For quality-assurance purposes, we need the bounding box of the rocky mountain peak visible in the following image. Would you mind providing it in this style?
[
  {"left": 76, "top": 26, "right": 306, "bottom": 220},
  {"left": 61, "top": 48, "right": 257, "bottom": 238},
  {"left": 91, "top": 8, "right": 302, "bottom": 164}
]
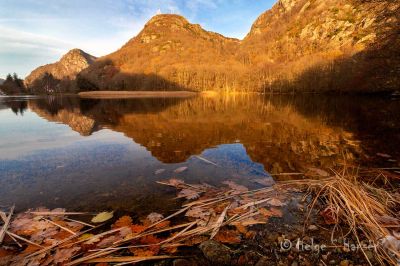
[{"left": 25, "top": 49, "right": 97, "bottom": 88}]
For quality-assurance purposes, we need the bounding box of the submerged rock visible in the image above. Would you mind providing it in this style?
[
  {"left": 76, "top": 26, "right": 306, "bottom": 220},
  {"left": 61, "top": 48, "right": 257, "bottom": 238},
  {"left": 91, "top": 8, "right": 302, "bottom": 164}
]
[{"left": 199, "top": 240, "right": 232, "bottom": 265}]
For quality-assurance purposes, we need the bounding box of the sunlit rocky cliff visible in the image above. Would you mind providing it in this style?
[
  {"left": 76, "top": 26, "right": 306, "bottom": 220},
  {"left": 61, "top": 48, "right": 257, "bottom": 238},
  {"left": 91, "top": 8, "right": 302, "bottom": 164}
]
[
  {"left": 25, "top": 0, "right": 400, "bottom": 93},
  {"left": 25, "top": 49, "right": 96, "bottom": 93}
]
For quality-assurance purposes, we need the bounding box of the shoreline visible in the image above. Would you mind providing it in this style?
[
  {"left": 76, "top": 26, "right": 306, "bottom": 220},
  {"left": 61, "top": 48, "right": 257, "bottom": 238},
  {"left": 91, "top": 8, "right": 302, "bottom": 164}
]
[{"left": 78, "top": 90, "right": 198, "bottom": 99}]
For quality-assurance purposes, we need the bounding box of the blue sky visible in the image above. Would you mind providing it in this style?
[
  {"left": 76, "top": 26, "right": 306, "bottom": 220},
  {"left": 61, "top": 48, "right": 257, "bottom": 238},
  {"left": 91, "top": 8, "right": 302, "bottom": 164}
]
[{"left": 0, "top": 0, "right": 275, "bottom": 78}]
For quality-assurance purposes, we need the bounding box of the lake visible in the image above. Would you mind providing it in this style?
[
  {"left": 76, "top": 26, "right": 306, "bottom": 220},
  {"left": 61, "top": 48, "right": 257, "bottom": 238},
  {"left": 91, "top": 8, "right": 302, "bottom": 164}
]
[{"left": 0, "top": 94, "right": 399, "bottom": 214}]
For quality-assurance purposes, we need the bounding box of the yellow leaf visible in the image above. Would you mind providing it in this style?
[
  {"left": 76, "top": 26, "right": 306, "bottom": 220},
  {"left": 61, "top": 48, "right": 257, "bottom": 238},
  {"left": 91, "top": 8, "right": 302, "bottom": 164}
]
[{"left": 91, "top": 212, "right": 114, "bottom": 223}]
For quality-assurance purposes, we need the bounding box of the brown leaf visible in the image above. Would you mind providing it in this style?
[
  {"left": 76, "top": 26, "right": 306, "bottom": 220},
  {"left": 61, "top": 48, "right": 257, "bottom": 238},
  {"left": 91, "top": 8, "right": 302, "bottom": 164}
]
[
  {"left": 129, "top": 247, "right": 158, "bottom": 257},
  {"left": 21, "top": 244, "right": 41, "bottom": 255},
  {"left": 131, "top": 224, "right": 146, "bottom": 234},
  {"left": 214, "top": 229, "right": 241, "bottom": 244},
  {"left": 268, "top": 198, "right": 285, "bottom": 207},
  {"left": 146, "top": 213, "right": 164, "bottom": 224},
  {"left": 270, "top": 208, "right": 283, "bottom": 217},
  {"left": 154, "top": 220, "right": 171, "bottom": 229},
  {"left": 235, "top": 224, "right": 248, "bottom": 234},
  {"left": 166, "top": 178, "right": 185, "bottom": 187},
  {"left": 139, "top": 235, "right": 161, "bottom": 245},
  {"left": 185, "top": 207, "right": 211, "bottom": 220},
  {"left": 113, "top": 216, "right": 133, "bottom": 228},
  {"left": 178, "top": 189, "right": 200, "bottom": 200},
  {"left": 320, "top": 206, "right": 338, "bottom": 225},
  {"left": 253, "top": 178, "right": 275, "bottom": 187},
  {"left": 182, "top": 235, "right": 209, "bottom": 246},
  {"left": 53, "top": 247, "right": 81, "bottom": 264},
  {"left": 222, "top": 181, "right": 248, "bottom": 192},
  {"left": 97, "top": 235, "right": 120, "bottom": 248},
  {"left": 308, "top": 167, "right": 330, "bottom": 177}
]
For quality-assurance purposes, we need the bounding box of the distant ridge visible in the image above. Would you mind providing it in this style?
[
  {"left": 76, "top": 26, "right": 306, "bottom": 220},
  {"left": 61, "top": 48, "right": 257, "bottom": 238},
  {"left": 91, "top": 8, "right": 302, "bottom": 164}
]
[{"left": 25, "top": 0, "right": 400, "bottom": 93}]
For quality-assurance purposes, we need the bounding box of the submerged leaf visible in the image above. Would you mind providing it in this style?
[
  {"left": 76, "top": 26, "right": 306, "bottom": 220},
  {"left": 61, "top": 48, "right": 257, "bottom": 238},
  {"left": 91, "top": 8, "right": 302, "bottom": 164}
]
[
  {"left": 268, "top": 198, "right": 285, "bottom": 207},
  {"left": 222, "top": 181, "right": 248, "bottom": 192},
  {"left": 174, "top": 166, "right": 188, "bottom": 173},
  {"left": 113, "top": 216, "right": 133, "bottom": 228},
  {"left": 155, "top": 169, "right": 166, "bottom": 175},
  {"left": 91, "top": 212, "right": 114, "bottom": 223},
  {"left": 178, "top": 189, "right": 200, "bottom": 200},
  {"left": 147, "top": 212, "right": 164, "bottom": 224},
  {"left": 253, "top": 178, "right": 275, "bottom": 187},
  {"left": 214, "top": 229, "right": 241, "bottom": 244},
  {"left": 53, "top": 247, "right": 80, "bottom": 264},
  {"left": 308, "top": 167, "right": 329, "bottom": 177}
]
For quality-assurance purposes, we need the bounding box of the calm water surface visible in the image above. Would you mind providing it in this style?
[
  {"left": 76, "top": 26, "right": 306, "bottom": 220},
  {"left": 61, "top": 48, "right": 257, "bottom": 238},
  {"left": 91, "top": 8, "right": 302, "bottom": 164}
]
[{"left": 0, "top": 95, "right": 399, "bottom": 213}]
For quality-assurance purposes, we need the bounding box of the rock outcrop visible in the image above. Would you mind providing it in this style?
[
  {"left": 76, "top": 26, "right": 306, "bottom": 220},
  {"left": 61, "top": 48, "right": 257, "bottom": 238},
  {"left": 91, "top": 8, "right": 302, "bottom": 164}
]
[
  {"left": 25, "top": 49, "right": 96, "bottom": 92},
  {"left": 241, "top": 0, "right": 400, "bottom": 92}
]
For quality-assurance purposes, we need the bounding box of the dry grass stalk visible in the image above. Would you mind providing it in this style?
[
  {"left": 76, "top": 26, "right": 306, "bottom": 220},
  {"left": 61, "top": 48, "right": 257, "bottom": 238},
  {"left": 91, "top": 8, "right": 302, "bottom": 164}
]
[{"left": 302, "top": 167, "right": 400, "bottom": 265}]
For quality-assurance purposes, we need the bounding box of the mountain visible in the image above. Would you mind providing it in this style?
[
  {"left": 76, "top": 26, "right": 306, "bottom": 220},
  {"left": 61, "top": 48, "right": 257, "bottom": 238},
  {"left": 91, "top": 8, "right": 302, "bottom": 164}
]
[
  {"left": 0, "top": 78, "right": 4, "bottom": 85},
  {"left": 79, "top": 14, "right": 240, "bottom": 91},
  {"left": 26, "top": 0, "right": 400, "bottom": 93},
  {"left": 25, "top": 49, "right": 97, "bottom": 93},
  {"left": 240, "top": 0, "right": 400, "bottom": 92}
]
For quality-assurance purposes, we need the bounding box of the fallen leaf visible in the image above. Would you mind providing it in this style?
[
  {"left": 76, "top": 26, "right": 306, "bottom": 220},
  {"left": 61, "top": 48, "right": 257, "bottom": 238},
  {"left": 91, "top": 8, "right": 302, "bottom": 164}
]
[
  {"left": 0, "top": 248, "right": 12, "bottom": 257},
  {"left": 21, "top": 244, "right": 41, "bottom": 255},
  {"left": 185, "top": 207, "right": 211, "bottom": 220},
  {"left": 113, "top": 216, "right": 133, "bottom": 228},
  {"left": 235, "top": 224, "right": 248, "bottom": 234},
  {"left": 79, "top": 233, "right": 94, "bottom": 241},
  {"left": 146, "top": 213, "right": 164, "bottom": 224},
  {"left": 154, "top": 220, "right": 171, "bottom": 229},
  {"left": 155, "top": 169, "right": 166, "bottom": 175},
  {"left": 131, "top": 224, "right": 146, "bottom": 234},
  {"left": 270, "top": 208, "right": 283, "bottom": 217},
  {"left": 268, "top": 198, "right": 285, "bottom": 207},
  {"left": 130, "top": 247, "right": 158, "bottom": 257},
  {"left": 222, "top": 181, "right": 248, "bottom": 192},
  {"left": 308, "top": 167, "right": 330, "bottom": 177},
  {"left": 253, "top": 178, "right": 275, "bottom": 187},
  {"left": 140, "top": 235, "right": 161, "bottom": 245},
  {"left": 53, "top": 247, "right": 81, "bottom": 264},
  {"left": 178, "top": 189, "right": 200, "bottom": 200},
  {"left": 320, "top": 206, "right": 338, "bottom": 225},
  {"left": 214, "top": 229, "right": 241, "bottom": 244},
  {"left": 174, "top": 166, "right": 188, "bottom": 173},
  {"left": 182, "top": 235, "right": 209, "bottom": 246},
  {"left": 97, "top": 235, "right": 120, "bottom": 248},
  {"left": 166, "top": 178, "right": 185, "bottom": 187},
  {"left": 91, "top": 212, "right": 114, "bottom": 223}
]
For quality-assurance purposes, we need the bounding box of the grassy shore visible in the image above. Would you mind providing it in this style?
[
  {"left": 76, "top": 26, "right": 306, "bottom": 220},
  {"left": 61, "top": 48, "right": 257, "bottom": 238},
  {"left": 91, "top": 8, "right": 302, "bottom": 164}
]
[{"left": 78, "top": 91, "right": 198, "bottom": 99}]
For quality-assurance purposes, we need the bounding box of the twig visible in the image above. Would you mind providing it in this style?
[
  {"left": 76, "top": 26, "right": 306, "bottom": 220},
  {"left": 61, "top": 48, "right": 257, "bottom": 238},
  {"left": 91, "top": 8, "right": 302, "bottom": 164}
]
[
  {"left": 210, "top": 204, "right": 231, "bottom": 239},
  {"left": 64, "top": 217, "right": 95, "bottom": 228},
  {"left": 42, "top": 218, "right": 76, "bottom": 235},
  {"left": 0, "top": 205, "right": 14, "bottom": 244}
]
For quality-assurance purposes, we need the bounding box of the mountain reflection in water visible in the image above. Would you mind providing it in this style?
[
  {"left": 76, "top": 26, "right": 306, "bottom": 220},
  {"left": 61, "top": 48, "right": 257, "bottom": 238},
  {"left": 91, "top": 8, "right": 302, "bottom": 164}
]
[{"left": 0, "top": 95, "right": 398, "bottom": 213}]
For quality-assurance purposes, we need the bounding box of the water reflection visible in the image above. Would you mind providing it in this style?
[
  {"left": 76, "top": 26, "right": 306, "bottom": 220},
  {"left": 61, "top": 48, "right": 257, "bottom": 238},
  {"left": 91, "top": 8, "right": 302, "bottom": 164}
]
[{"left": 0, "top": 95, "right": 398, "bottom": 212}]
